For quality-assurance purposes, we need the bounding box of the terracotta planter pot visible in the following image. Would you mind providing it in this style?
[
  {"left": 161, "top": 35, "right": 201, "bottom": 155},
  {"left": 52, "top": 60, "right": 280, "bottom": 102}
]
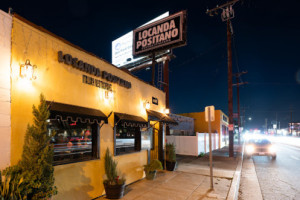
[{"left": 104, "top": 182, "right": 125, "bottom": 199}]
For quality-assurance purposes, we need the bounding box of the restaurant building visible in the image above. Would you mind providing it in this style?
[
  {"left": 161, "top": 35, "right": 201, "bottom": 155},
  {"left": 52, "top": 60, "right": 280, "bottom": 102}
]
[
  {"left": 0, "top": 10, "right": 176, "bottom": 199},
  {"left": 179, "top": 110, "right": 229, "bottom": 148}
]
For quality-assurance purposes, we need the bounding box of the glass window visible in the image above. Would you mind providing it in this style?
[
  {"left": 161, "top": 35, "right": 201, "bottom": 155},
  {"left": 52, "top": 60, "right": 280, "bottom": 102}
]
[
  {"left": 141, "top": 127, "right": 154, "bottom": 150},
  {"left": 115, "top": 125, "right": 141, "bottom": 155},
  {"left": 48, "top": 119, "right": 98, "bottom": 165}
]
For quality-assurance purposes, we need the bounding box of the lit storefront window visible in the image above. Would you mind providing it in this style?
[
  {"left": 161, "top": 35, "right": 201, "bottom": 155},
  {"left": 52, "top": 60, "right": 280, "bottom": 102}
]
[
  {"left": 48, "top": 119, "right": 98, "bottom": 165},
  {"left": 114, "top": 112, "right": 148, "bottom": 156},
  {"left": 115, "top": 125, "right": 141, "bottom": 155},
  {"left": 141, "top": 127, "right": 154, "bottom": 150}
]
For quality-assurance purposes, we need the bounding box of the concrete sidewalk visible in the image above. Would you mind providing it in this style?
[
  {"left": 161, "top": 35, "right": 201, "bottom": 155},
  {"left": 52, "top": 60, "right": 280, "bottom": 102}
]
[
  {"left": 97, "top": 146, "right": 243, "bottom": 200},
  {"left": 238, "top": 158, "right": 263, "bottom": 200}
]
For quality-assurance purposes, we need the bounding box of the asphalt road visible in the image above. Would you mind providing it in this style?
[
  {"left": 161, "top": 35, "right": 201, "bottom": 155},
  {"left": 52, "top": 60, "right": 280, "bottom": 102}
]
[{"left": 252, "top": 142, "right": 300, "bottom": 200}]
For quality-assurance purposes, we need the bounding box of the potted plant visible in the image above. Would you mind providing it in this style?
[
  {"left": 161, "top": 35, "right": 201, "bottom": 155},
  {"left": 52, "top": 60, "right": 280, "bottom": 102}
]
[
  {"left": 166, "top": 143, "right": 177, "bottom": 171},
  {"left": 103, "top": 148, "right": 126, "bottom": 199},
  {"left": 144, "top": 159, "right": 162, "bottom": 180}
]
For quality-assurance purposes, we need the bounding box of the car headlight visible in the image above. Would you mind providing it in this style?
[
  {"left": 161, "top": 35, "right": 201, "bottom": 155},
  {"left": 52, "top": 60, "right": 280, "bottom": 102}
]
[
  {"left": 245, "top": 145, "right": 255, "bottom": 154},
  {"left": 268, "top": 145, "right": 276, "bottom": 153}
]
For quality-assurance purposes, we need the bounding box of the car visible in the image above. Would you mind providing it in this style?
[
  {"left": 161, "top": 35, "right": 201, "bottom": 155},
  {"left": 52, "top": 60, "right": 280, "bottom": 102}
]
[{"left": 245, "top": 138, "right": 276, "bottom": 160}]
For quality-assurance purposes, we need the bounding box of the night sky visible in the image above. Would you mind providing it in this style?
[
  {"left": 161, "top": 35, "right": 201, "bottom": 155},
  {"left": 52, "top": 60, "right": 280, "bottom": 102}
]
[{"left": 1, "top": 0, "right": 299, "bottom": 129}]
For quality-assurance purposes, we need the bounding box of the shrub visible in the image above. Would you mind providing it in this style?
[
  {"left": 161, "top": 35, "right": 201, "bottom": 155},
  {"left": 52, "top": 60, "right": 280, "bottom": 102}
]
[
  {"left": 144, "top": 159, "right": 163, "bottom": 173},
  {"left": 0, "top": 167, "right": 26, "bottom": 199},
  {"left": 4, "top": 94, "right": 57, "bottom": 199},
  {"left": 166, "top": 143, "right": 176, "bottom": 162},
  {"left": 103, "top": 148, "right": 125, "bottom": 185}
]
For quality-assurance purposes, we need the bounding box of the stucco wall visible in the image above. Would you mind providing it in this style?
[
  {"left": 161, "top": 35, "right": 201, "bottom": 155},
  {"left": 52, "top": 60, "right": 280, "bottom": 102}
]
[
  {"left": 10, "top": 16, "right": 166, "bottom": 199},
  {"left": 0, "top": 10, "right": 12, "bottom": 170}
]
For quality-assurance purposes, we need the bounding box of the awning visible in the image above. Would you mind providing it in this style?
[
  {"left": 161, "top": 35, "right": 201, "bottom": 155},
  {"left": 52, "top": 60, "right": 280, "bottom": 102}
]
[
  {"left": 147, "top": 110, "right": 178, "bottom": 125},
  {"left": 47, "top": 101, "right": 108, "bottom": 124},
  {"left": 115, "top": 112, "right": 148, "bottom": 128}
]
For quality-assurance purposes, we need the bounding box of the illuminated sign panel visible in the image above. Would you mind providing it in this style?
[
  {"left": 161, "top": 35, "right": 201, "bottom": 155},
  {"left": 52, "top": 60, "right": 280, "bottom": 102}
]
[
  {"left": 133, "top": 11, "right": 186, "bottom": 56},
  {"left": 112, "top": 12, "right": 169, "bottom": 68}
]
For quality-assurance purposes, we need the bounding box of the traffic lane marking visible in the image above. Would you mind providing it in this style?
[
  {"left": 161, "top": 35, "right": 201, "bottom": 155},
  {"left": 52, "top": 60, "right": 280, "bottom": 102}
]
[
  {"left": 276, "top": 143, "right": 300, "bottom": 152},
  {"left": 290, "top": 155, "right": 300, "bottom": 161}
]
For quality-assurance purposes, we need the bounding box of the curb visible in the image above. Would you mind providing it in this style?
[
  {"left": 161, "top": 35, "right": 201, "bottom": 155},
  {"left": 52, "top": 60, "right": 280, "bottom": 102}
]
[{"left": 226, "top": 143, "right": 244, "bottom": 200}]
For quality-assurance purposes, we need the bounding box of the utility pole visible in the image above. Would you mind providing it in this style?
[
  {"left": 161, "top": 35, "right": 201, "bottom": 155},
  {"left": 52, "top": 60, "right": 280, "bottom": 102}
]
[
  {"left": 152, "top": 52, "right": 156, "bottom": 86},
  {"left": 240, "top": 106, "right": 248, "bottom": 131},
  {"left": 164, "top": 56, "right": 170, "bottom": 135},
  {"left": 206, "top": 0, "right": 239, "bottom": 157},
  {"left": 233, "top": 71, "right": 247, "bottom": 145}
]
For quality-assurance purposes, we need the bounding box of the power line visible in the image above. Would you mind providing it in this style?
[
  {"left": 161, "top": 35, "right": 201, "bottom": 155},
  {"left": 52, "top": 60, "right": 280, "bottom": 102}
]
[{"left": 172, "top": 39, "right": 226, "bottom": 68}]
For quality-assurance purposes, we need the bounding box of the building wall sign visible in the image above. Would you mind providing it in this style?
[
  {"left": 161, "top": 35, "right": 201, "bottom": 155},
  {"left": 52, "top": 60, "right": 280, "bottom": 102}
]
[
  {"left": 58, "top": 51, "right": 131, "bottom": 89},
  {"left": 133, "top": 11, "right": 187, "bottom": 56},
  {"left": 152, "top": 97, "right": 158, "bottom": 105},
  {"left": 82, "top": 75, "right": 112, "bottom": 90}
]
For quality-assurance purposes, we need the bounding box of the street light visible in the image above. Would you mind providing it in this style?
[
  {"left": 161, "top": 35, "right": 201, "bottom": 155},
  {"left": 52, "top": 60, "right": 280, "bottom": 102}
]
[{"left": 248, "top": 117, "right": 252, "bottom": 121}]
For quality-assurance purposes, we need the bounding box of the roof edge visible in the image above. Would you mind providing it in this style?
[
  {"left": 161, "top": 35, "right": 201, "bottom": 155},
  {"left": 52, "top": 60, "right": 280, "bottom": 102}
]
[{"left": 13, "top": 13, "right": 165, "bottom": 94}]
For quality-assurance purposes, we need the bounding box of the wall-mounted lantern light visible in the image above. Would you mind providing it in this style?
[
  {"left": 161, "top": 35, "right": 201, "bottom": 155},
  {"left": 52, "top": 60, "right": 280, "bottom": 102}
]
[
  {"left": 164, "top": 108, "right": 170, "bottom": 114},
  {"left": 144, "top": 101, "right": 150, "bottom": 110},
  {"left": 20, "top": 59, "right": 36, "bottom": 80}
]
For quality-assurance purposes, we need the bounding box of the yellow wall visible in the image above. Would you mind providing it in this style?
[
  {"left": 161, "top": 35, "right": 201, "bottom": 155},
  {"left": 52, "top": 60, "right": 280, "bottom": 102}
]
[
  {"left": 179, "top": 110, "right": 228, "bottom": 148},
  {"left": 0, "top": 10, "right": 12, "bottom": 170},
  {"left": 10, "top": 17, "right": 166, "bottom": 199}
]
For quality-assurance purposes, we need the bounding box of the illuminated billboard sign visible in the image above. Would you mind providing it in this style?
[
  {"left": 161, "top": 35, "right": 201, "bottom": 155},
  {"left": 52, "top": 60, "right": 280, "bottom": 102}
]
[
  {"left": 112, "top": 12, "right": 169, "bottom": 68},
  {"left": 133, "top": 11, "right": 186, "bottom": 56}
]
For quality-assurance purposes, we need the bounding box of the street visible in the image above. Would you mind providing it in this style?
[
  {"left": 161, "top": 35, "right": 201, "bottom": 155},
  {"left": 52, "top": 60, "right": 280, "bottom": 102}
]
[{"left": 252, "top": 141, "right": 300, "bottom": 200}]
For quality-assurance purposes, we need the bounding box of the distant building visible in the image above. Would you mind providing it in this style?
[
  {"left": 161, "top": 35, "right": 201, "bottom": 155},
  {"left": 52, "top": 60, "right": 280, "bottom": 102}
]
[
  {"left": 289, "top": 122, "right": 300, "bottom": 136},
  {"left": 179, "top": 110, "right": 229, "bottom": 148},
  {"left": 169, "top": 114, "right": 195, "bottom": 136}
]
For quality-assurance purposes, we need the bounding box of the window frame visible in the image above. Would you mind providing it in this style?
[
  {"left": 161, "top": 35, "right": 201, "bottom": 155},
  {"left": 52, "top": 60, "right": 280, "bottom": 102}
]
[
  {"left": 48, "top": 118, "right": 100, "bottom": 166},
  {"left": 114, "top": 123, "right": 142, "bottom": 156}
]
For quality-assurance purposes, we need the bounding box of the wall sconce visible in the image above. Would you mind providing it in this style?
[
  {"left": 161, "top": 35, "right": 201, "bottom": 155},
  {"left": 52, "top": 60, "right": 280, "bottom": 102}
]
[
  {"left": 164, "top": 108, "right": 170, "bottom": 114},
  {"left": 20, "top": 59, "right": 36, "bottom": 80},
  {"left": 105, "top": 90, "right": 114, "bottom": 100},
  {"left": 144, "top": 100, "right": 150, "bottom": 110}
]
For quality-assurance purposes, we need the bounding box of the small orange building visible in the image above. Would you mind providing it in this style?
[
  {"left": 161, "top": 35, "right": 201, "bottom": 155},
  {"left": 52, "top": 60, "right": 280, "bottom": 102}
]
[{"left": 179, "top": 110, "right": 229, "bottom": 148}]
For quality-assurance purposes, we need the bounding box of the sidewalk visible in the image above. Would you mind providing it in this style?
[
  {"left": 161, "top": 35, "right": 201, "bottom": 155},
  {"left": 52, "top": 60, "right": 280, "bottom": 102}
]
[{"left": 96, "top": 145, "right": 243, "bottom": 200}]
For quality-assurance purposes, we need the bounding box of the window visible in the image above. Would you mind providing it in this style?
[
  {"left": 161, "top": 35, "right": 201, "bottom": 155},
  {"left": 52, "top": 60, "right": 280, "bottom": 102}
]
[
  {"left": 48, "top": 119, "right": 99, "bottom": 165},
  {"left": 141, "top": 127, "right": 154, "bottom": 150},
  {"left": 115, "top": 124, "right": 141, "bottom": 155}
]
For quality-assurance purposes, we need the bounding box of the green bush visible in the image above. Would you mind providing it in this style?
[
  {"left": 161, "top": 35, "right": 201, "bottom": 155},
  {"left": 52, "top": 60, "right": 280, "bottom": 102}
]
[
  {"left": 144, "top": 159, "right": 163, "bottom": 173},
  {"left": 103, "top": 148, "right": 126, "bottom": 185},
  {"left": 3, "top": 94, "right": 57, "bottom": 200},
  {"left": 0, "top": 170, "right": 26, "bottom": 200},
  {"left": 166, "top": 143, "right": 176, "bottom": 162},
  {"left": 198, "top": 152, "right": 205, "bottom": 157}
]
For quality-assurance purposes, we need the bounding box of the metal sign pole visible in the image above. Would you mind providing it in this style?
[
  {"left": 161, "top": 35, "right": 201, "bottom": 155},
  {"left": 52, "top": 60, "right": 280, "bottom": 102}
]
[{"left": 208, "top": 108, "right": 214, "bottom": 189}]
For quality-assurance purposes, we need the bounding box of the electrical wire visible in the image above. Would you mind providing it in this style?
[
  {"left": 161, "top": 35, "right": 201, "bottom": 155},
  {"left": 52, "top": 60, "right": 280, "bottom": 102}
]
[{"left": 172, "top": 39, "right": 226, "bottom": 69}]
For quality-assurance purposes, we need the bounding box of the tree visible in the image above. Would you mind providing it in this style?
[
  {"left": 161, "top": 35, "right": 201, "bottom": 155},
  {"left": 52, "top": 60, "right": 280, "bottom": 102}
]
[{"left": 6, "top": 94, "right": 57, "bottom": 199}]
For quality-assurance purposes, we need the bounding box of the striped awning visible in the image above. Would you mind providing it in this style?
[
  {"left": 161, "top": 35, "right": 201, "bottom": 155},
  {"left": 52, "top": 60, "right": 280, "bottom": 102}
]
[
  {"left": 47, "top": 101, "right": 108, "bottom": 124},
  {"left": 114, "top": 112, "right": 148, "bottom": 128},
  {"left": 147, "top": 110, "right": 178, "bottom": 125}
]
